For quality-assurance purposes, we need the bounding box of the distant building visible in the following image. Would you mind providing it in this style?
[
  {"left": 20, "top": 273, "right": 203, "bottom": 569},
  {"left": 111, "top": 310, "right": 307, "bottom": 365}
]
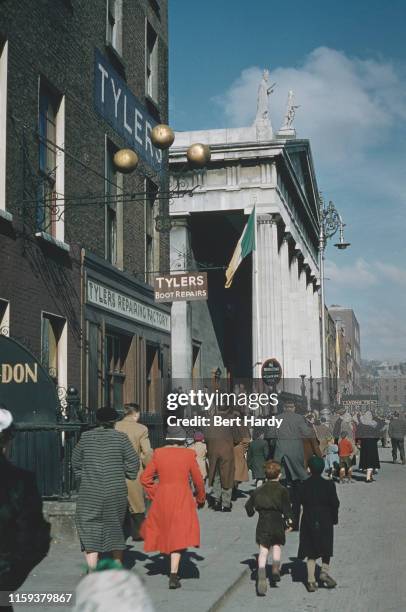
[
  {"left": 361, "top": 361, "right": 406, "bottom": 412},
  {"left": 329, "top": 306, "right": 361, "bottom": 393}
]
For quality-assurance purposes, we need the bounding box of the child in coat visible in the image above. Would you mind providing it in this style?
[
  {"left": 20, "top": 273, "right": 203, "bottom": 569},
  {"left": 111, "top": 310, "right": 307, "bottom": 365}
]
[
  {"left": 298, "top": 456, "right": 340, "bottom": 592},
  {"left": 324, "top": 439, "right": 339, "bottom": 480},
  {"left": 247, "top": 431, "right": 269, "bottom": 487},
  {"left": 245, "top": 460, "right": 293, "bottom": 596},
  {"left": 338, "top": 431, "right": 356, "bottom": 483}
]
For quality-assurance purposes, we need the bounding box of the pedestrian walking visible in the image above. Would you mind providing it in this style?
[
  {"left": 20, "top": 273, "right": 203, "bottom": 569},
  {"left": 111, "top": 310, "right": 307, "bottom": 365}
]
[
  {"left": 303, "top": 413, "right": 322, "bottom": 469},
  {"left": 205, "top": 407, "right": 241, "bottom": 512},
  {"left": 72, "top": 407, "right": 139, "bottom": 570},
  {"left": 357, "top": 411, "right": 380, "bottom": 482},
  {"left": 247, "top": 430, "right": 268, "bottom": 486},
  {"left": 245, "top": 460, "right": 293, "bottom": 595},
  {"left": 297, "top": 456, "right": 340, "bottom": 592},
  {"left": 324, "top": 438, "right": 339, "bottom": 479},
  {"left": 272, "top": 402, "right": 310, "bottom": 529},
  {"left": 338, "top": 431, "right": 356, "bottom": 483},
  {"left": 115, "top": 403, "right": 153, "bottom": 539},
  {"left": 0, "top": 408, "right": 50, "bottom": 612},
  {"left": 314, "top": 416, "right": 331, "bottom": 456},
  {"left": 140, "top": 426, "right": 205, "bottom": 590},
  {"left": 233, "top": 412, "right": 250, "bottom": 498},
  {"left": 190, "top": 431, "right": 208, "bottom": 480},
  {"left": 388, "top": 412, "right": 406, "bottom": 464}
]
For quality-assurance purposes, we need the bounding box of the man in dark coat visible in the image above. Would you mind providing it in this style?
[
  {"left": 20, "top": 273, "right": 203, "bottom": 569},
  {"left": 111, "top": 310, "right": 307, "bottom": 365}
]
[
  {"left": 297, "top": 456, "right": 340, "bottom": 592},
  {"left": 205, "top": 407, "right": 241, "bottom": 512},
  {"left": 247, "top": 430, "right": 269, "bottom": 485},
  {"left": 0, "top": 408, "right": 50, "bottom": 610},
  {"left": 270, "top": 402, "right": 312, "bottom": 528},
  {"left": 388, "top": 412, "right": 406, "bottom": 464}
]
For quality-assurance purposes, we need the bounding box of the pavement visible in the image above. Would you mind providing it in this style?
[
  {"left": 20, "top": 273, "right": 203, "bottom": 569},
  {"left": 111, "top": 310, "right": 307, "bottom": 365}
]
[{"left": 13, "top": 447, "right": 406, "bottom": 612}]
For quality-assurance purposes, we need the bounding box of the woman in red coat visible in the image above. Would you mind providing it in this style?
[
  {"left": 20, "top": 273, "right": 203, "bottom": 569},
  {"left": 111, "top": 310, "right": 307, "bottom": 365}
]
[{"left": 140, "top": 426, "right": 206, "bottom": 589}]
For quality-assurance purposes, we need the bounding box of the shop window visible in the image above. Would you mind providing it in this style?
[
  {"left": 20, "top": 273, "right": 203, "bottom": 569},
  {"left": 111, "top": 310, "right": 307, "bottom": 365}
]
[
  {"left": 41, "top": 312, "right": 67, "bottom": 388},
  {"left": 37, "top": 81, "right": 65, "bottom": 241},
  {"left": 0, "top": 299, "right": 10, "bottom": 335},
  {"left": 145, "top": 178, "right": 159, "bottom": 284},
  {"left": 105, "top": 331, "right": 130, "bottom": 412},
  {"left": 0, "top": 41, "right": 8, "bottom": 213},
  {"left": 105, "top": 140, "right": 123, "bottom": 268},
  {"left": 146, "top": 21, "right": 158, "bottom": 102},
  {"left": 106, "top": 0, "right": 123, "bottom": 55}
]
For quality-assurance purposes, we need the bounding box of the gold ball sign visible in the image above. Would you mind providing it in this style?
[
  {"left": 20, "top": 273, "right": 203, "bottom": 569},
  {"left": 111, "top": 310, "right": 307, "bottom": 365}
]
[
  {"left": 113, "top": 149, "right": 139, "bottom": 173},
  {"left": 150, "top": 124, "right": 175, "bottom": 150},
  {"left": 186, "top": 143, "right": 211, "bottom": 168}
]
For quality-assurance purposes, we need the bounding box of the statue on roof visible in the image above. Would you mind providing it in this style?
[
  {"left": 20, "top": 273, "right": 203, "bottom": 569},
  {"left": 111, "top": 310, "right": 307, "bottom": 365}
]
[
  {"left": 282, "top": 90, "right": 300, "bottom": 129},
  {"left": 254, "top": 69, "right": 276, "bottom": 125}
]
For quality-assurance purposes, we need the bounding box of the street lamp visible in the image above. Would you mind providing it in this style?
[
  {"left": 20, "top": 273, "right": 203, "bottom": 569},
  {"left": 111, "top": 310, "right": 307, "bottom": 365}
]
[{"left": 319, "top": 197, "right": 350, "bottom": 423}]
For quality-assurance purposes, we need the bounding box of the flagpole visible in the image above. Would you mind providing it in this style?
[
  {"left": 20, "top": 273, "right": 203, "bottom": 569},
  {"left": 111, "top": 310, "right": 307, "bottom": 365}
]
[{"left": 253, "top": 206, "right": 261, "bottom": 379}]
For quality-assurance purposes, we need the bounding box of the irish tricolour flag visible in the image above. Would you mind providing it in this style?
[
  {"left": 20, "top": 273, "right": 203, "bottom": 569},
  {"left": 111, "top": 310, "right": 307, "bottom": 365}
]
[{"left": 225, "top": 207, "right": 256, "bottom": 288}]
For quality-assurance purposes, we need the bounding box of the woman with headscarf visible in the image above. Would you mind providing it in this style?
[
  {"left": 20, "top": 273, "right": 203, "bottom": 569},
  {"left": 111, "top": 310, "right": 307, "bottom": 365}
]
[
  {"left": 140, "top": 426, "right": 206, "bottom": 590},
  {"left": 297, "top": 456, "right": 340, "bottom": 592},
  {"left": 357, "top": 411, "right": 380, "bottom": 482},
  {"left": 72, "top": 407, "right": 139, "bottom": 570}
]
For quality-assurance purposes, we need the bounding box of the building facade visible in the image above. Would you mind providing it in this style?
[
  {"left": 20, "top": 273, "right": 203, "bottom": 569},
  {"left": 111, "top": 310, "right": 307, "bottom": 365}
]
[
  {"left": 0, "top": 0, "right": 170, "bottom": 419},
  {"left": 329, "top": 306, "right": 361, "bottom": 394},
  {"left": 362, "top": 361, "right": 406, "bottom": 412},
  {"left": 169, "top": 87, "right": 322, "bottom": 393}
]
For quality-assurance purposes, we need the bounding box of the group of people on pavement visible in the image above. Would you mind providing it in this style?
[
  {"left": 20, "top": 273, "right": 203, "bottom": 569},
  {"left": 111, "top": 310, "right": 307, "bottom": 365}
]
[{"left": 2, "top": 396, "right": 406, "bottom": 608}]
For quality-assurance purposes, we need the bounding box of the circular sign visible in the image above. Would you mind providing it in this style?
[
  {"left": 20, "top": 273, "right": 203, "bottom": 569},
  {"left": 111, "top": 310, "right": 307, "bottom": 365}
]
[
  {"left": 261, "top": 358, "right": 282, "bottom": 386},
  {"left": 0, "top": 335, "right": 59, "bottom": 424}
]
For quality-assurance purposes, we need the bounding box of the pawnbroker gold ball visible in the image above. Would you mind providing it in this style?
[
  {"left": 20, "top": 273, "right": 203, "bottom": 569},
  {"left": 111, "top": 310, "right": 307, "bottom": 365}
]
[
  {"left": 151, "top": 124, "right": 175, "bottom": 150},
  {"left": 113, "top": 149, "right": 139, "bottom": 173},
  {"left": 186, "top": 143, "right": 211, "bottom": 168}
]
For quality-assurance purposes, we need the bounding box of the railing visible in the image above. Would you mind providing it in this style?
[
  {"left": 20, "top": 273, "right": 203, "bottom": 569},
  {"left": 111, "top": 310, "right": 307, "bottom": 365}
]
[{"left": 10, "top": 422, "right": 82, "bottom": 499}]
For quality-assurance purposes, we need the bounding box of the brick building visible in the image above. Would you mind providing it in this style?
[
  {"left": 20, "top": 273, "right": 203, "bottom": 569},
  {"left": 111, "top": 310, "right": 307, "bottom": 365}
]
[{"left": 0, "top": 0, "right": 170, "bottom": 419}]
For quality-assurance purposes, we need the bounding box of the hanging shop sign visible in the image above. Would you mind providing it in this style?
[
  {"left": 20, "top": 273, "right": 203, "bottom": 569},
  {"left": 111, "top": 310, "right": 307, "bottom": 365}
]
[
  {"left": 154, "top": 273, "right": 208, "bottom": 302},
  {"left": 87, "top": 278, "right": 171, "bottom": 332},
  {"left": 94, "top": 48, "right": 163, "bottom": 173},
  {"left": 0, "top": 335, "right": 58, "bottom": 424},
  {"left": 261, "top": 358, "right": 282, "bottom": 386}
]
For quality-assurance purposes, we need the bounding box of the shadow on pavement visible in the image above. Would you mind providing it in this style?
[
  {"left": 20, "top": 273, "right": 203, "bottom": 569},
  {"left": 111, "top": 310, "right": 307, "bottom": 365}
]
[
  {"left": 281, "top": 557, "right": 307, "bottom": 584},
  {"left": 133, "top": 551, "right": 205, "bottom": 579}
]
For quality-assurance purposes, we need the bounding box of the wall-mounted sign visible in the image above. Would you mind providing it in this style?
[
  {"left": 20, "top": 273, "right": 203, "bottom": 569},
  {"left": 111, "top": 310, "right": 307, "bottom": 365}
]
[
  {"left": 0, "top": 335, "right": 58, "bottom": 424},
  {"left": 94, "top": 49, "right": 163, "bottom": 173},
  {"left": 261, "top": 358, "right": 282, "bottom": 386},
  {"left": 87, "top": 278, "right": 171, "bottom": 332},
  {"left": 154, "top": 273, "right": 208, "bottom": 302}
]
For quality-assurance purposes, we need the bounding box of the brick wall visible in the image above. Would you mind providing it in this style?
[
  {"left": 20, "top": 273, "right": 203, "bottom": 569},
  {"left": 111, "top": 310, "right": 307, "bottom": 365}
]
[{"left": 0, "top": 0, "right": 169, "bottom": 393}]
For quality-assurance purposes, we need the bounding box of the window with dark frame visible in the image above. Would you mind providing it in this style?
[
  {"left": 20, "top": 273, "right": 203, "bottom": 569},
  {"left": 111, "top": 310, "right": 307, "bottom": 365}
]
[
  {"left": 106, "top": 0, "right": 123, "bottom": 55},
  {"left": 106, "top": 142, "right": 119, "bottom": 266},
  {"left": 146, "top": 21, "right": 158, "bottom": 102},
  {"left": 104, "top": 331, "right": 130, "bottom": 412},
  {"left": 38, "top": 83, "right": 60, "bottom": 236},
  {"left": 145, "top": 178, "right": 158, "bottom": 285},
  {"left": 41, "top": 313, "right": 65, "bottom": 383}
]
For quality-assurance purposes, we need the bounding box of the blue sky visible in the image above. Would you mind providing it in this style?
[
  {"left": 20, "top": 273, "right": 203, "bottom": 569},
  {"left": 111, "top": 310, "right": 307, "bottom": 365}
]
[{"left": 169, "top": 0, "right": 406, "bottom": 361}]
